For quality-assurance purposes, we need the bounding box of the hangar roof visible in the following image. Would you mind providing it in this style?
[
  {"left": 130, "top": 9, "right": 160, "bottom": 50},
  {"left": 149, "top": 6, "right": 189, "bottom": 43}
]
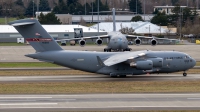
[
  {"left": 90, "top": 22, "right": 175, "bottom": 34},
  {"left": 0, "top": 24, "right": 105, "bottom": 33}
]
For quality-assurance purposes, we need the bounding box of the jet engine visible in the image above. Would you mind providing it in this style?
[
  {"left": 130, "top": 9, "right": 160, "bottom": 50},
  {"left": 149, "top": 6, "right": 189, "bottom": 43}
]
[
  {"left": 95, "top": 39, "right": 103, "bottom": 46},
  {"left": 130, "top": 60, "right": 153, "bottom": 70},
  {"left": 79, "top": 40, "right": 86, "bottom": 47},
  {"left": 148, "top": 58, "right": 163, "bottom": 67},
  {"left": 134, "top": 38, "right": 141, "bottom": 46},
  {"left": 151, "top": 39, "right": 157, "bottom": 46}
]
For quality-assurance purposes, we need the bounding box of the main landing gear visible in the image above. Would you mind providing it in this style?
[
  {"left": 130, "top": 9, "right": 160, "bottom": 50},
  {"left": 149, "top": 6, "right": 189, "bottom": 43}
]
[
  {"left": 104, "top": 48, "right": 111, "bottom": 52},
  {"left": 123, "top": 48, "right": 132, "bottom": 51},
  {"left": 183, "top": 72, "right": 187, "bottom": 77}
]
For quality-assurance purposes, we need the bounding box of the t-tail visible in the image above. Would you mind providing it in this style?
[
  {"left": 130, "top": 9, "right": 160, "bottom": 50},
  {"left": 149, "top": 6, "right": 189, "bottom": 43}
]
[
  {"left": 8, "top": 19, "right": 63, "bottom": 52},
  {"left": 112, "top": 8, "right": 116, "bottom": 32}
]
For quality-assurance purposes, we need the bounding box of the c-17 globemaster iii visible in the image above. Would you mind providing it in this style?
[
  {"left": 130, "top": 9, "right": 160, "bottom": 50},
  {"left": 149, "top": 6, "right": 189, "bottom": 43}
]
[
  {"left": 58, "top": 8, "right": 178, "bottom": 52},
  {"left": 9, "top": 19, "right": 196, "bottom": 77}
]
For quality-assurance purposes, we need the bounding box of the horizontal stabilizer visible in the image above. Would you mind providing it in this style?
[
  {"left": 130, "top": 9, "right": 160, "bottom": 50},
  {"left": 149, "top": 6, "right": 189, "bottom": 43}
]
[{"left": 10, "top": 22, "right": 35, "bottom": 26}]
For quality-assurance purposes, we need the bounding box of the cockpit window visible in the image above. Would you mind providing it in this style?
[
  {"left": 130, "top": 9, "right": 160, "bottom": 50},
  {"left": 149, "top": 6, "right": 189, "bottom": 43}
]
[{"left": 185, "top": 56, "right": 189, "bottom": 59}]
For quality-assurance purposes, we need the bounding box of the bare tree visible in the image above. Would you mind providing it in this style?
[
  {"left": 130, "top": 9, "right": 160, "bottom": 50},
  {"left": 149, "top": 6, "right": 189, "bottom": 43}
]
[
  {"left": 79, "top": 16, "right": 87, "bottom": 26},
  {"left": 119, "top": 27, "right": 135, "bottom": 35},
  {"left": 0, "top": 0, "right": 13, "bottom": 24}
]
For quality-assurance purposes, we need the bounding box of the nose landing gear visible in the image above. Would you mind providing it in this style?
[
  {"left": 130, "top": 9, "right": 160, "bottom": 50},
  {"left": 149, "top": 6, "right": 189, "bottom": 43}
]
[
  {"left": 123, "top": 48, "right": 132, "bottom": 51},
  {"left": 183, "top": 72, "right": 187, "bottom": 77}
]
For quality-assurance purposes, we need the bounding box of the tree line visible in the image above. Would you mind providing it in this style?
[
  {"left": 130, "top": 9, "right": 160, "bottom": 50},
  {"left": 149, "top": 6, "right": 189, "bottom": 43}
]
[{"left": 150, "top": 5, "right": 200, "bottom": 37}]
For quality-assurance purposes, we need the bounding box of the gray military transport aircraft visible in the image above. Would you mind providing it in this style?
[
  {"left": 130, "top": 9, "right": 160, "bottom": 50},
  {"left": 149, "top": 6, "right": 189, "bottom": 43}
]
[
  {"left": 9, "top": 19, "right": 196, "bottom": 77},
  {"left": 57, "top": 8, "right": 178, "bottom": 52}
]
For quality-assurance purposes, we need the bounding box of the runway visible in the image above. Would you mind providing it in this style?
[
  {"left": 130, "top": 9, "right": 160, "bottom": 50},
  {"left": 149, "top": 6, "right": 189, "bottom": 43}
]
[
  {"left": 0, "top": 74, "right": 200, "bottom": 82},
  {"left": 0, "top": 93, "right": 200, "bottom": 111}
]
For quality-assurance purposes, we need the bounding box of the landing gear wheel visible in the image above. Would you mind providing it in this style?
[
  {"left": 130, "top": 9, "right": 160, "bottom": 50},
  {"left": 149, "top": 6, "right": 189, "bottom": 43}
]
[
  {"left": 183, "top": 73, "right": 187, "bottom": 77},
  {"left": 119, "top": 75, "right": 126, "bottom": 78},
  {"left": 104, "top": 49, "right": 111, "bottom": 52}
]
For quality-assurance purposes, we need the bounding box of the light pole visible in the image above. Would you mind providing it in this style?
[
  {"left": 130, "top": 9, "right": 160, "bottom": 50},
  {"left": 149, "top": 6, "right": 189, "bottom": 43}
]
[
  {"left": 136, "top": 0, "right": 137, "bottom": 14},
  {"left": 33, "top": 0, "right": 34, "bottom": 18},
  {"left": 144, "top": 0, "right": 146, "bottom": 21},
  {"left": 92, "top": 0, "right": 93, "bottom": 23},
  {"left": 149, "top": 25, "right": 150, "bottom": 35},
  {"left": 160, "top": 23, "right": 161, "bottom": 36},
  {"left": 97, "top": 0, "right": 99, "bottom": 35},
  {"left": 85, "top": 0, "right": 86, "bottom": 15},
  {"left": 36, "top": 0, "right": 39, "bottom": 19},
  {"left": 180, "top": 7, "right": 182, "bottom": 39}
]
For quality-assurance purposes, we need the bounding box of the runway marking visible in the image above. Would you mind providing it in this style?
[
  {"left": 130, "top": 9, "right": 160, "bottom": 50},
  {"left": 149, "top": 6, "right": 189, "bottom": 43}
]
[
  {"left": 0, "top": 100, "right": 36, "bottom": 102},
  {"left": 0, "top": 97, "right": 52, "bottom": 99},
  {"left": 108, "top": 106, "right": 200, "bottom": 108},
  {"left": 0, "top": 103, "right": 57, "bottom": 106},
  {"left": 187, "top": 98, "right": 200, "bottom": 100}
]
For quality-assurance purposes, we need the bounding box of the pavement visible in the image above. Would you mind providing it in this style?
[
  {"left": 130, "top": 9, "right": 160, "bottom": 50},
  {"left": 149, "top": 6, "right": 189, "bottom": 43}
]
[
  {"left": 0, "top": 93, "right": 200, "bottom": 111},
  {"left": 0, "top": 74, "right": 200, "bottom": 82},
  {"left": 0, "top": 45, "right": 199, "bottom": 62}
]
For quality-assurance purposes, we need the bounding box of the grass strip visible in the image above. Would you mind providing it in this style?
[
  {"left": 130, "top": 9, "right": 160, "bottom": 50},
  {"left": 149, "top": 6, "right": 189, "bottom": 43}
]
[
  {"left": 0, "top": 69, "right": 199, "bottom": 76},
  {"left": 42, "top": 111, "right": 200, "bottom": 112},
  {"left": 0, "top": 43, "right": 27, "bottom": 46},
  {"left": 0, "top": 70, "right": 93, "bottom": 76},
  {"left": 0, "top": 80, "right": 200, "bottom": 94},
  {"left": 0, "top": 62, "right": 199, "bottom": 68}
]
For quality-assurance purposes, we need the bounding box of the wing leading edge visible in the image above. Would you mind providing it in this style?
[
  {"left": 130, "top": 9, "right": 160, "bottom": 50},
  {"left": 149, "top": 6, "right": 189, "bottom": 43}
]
[{"left": 56, "top": 35, "right": 110, "bottom": 42}]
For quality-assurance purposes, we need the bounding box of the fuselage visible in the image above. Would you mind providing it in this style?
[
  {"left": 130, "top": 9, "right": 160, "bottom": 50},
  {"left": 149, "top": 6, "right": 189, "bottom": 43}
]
[
  {"left": 107, "top": 31, "right": 128, "bottom": 51},
  {"left": 26, "top": 50, "right": 196, "bottom": 76}
]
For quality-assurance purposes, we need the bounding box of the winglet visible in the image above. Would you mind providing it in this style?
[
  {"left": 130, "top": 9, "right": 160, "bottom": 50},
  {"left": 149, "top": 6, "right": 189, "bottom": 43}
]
[{"left": 97, "top": 56, "right": 105, "bottom": 66}]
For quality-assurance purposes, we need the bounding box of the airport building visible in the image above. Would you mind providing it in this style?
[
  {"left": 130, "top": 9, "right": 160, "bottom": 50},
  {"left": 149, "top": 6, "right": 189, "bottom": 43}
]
[
  {"left": 0, "top": 25, "right": 107, "bottom": 43},
  {"left": 90, "top": 21, "right": 176, "bottom": 37}
]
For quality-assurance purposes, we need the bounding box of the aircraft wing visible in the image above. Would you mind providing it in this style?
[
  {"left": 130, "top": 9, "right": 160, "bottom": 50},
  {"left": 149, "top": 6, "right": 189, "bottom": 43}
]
[
  {"left": 103, "top": 51, "right": 147, "bottom": 66},
  {"left": 126, "top": 35, "right": 177, "bottom": 40},
  {"left": 126, "top": 35, "right": 152, "bottom": 40},
  {"left": 56, "top": 35, "right": 110, "bottom": 42},
  {"left": 126, "top": 35, "right": 179, "bottom": 42}
]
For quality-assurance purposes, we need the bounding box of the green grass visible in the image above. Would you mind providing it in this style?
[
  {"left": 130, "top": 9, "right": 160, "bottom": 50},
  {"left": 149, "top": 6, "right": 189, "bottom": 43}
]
[
  {"left": 0, "top": 42, "right": 27, "bottom": 46},
  {"left": 0, "top": 62, "right": 61, "bottom": 68},
  {"left": 0, "top": 80, "right": 200, "bottom": 94},
  {"left": 0, "top": 18, "right": 17, "bottom": 24},
  {"left": 196, "top": 62, "right": 200, "bottom": 66}
]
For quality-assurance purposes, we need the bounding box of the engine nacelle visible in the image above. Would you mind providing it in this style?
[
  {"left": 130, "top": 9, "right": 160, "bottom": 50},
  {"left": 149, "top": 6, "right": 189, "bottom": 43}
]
[
  {"left": 148, "top": 58, "right": 163, "bottom": 67},
  {"left": 134, "top": 38, "right": 141, "bottom": 46},
  {"left": 151, "top": 39, "right": 157, "bottom": 46},
  {"left": 130, "top": 60, "right": 153, "bottom": 70},
  {"left": 95, "top": 39, "right": 103, "bottom": 46},
  {"left": 79, "top": 40, "right": 86, "bottom": 47}
]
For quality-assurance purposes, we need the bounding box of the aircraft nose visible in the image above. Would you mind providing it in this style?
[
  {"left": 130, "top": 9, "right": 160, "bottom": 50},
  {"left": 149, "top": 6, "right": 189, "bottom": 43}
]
[{"left": 192, "top": 58, "right": 196, "bottom": 67}]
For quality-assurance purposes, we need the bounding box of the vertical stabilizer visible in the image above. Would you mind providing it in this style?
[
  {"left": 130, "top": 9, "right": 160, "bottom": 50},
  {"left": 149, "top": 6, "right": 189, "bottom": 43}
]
[
  {"left": 112, "top": 8, "right": 116, "bottom": 31},
  {"left": 9, "top": 19, "right": 63, "bottom": 52}
]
